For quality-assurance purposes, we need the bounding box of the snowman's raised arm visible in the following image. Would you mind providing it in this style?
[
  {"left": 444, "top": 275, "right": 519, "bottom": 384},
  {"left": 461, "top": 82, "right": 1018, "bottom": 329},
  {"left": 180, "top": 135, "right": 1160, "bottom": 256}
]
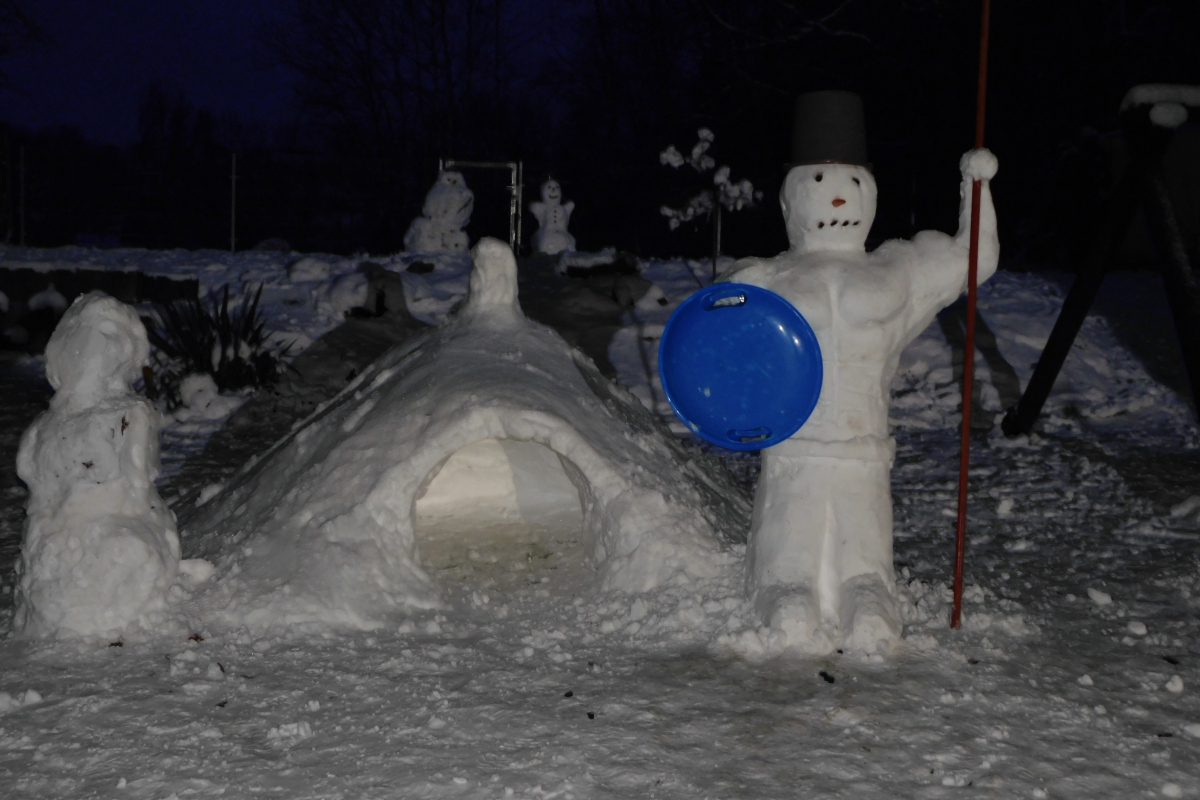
[
  {"left": 529, "top": 200, "right": 547, "bottom": 227},
  {"left": 900, "top": 148, "right": 999, "bottom": 332},
  {"left": 954, "top": 148, "right": 999, "bottom": 275}
]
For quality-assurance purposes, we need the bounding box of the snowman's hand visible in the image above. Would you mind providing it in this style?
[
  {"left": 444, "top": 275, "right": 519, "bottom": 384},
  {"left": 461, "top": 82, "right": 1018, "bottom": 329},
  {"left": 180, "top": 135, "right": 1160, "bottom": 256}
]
[{"left": 960, "top": 148, "right": 998, "bottom": 182}]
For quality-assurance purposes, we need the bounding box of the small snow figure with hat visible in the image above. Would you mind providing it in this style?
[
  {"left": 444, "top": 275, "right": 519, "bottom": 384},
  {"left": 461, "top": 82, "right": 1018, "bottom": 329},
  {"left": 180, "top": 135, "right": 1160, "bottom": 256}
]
[
  {"left": 530, "top": 177, "right": 577, "bottom": 255},
  {"left": 724, "top": 90, "right": 999, "bottom": 653}
]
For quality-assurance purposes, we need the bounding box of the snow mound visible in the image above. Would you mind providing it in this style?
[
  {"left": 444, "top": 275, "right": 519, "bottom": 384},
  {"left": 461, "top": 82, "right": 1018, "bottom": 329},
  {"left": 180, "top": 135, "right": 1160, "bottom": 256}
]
[
  {"left": 173, "top": 374, "right": 244, "bottom": 422},
  {"left": 181, "top": 238, "right": 750, "bottom": 632}
]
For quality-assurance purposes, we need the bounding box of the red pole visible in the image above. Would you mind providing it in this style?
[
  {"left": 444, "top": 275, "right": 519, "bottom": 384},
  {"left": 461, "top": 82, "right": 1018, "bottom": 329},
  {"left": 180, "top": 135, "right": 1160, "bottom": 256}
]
[{"left": 952, "top": 0, "right": 992, "bottom": 629}]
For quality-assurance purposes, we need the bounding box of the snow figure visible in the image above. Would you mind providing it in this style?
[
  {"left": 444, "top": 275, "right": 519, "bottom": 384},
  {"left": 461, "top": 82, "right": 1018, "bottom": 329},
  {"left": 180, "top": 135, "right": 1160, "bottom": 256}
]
[
  {"left": 14, "top": 293, "right": 180, "bottom": 639},
  {"left": 403, "top": 170, "right": 475, "bottom": 254},
  {"left": 530, "top": 178, "right": 576, "bottom": 255},
  {"left": 723, "top": 91, "right": 999, "bottom": 654},
  {"left": 181, "top": 238, "right": 749, "bottom": 633}
]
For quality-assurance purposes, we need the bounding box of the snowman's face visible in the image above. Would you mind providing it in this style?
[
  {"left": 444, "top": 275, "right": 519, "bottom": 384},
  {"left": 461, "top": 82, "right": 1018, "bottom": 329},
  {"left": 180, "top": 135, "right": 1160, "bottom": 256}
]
[
  {"left": 541, "top": 179, "right": 562, "bottom": 203},
  {"left": 780, "top": 163, "right": 876, "bottom": 254},
  {"left": 440, "top": 171, "right": 464, "bottom": 187}
]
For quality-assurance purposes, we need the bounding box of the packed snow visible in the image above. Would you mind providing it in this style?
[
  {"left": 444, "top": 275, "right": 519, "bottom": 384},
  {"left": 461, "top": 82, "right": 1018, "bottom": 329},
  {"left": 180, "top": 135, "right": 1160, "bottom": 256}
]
[{"left": 0, "top": 225, "right": 1199, "bottom": 796}]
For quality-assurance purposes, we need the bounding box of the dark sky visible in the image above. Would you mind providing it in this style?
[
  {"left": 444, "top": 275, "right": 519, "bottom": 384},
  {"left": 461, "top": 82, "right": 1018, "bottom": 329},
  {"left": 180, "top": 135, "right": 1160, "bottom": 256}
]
[{"left": 1, "top": 0, "right": 296, "bottom": 145}]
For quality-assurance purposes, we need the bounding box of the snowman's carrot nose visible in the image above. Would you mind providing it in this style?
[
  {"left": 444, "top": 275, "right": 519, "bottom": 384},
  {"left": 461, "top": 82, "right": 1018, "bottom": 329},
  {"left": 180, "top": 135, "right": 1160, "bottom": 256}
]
[{"left": 831, "top": 198, "right": 846, "bottom": 207}]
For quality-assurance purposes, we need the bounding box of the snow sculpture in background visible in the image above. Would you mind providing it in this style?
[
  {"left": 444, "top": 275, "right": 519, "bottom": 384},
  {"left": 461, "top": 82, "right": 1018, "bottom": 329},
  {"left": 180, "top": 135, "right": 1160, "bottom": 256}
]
[
  {"left": 14, "top": 293, "right": 181, "bottom": 638},
  {"left": 530, "top": 178, "right": 576, "bottom": 255},
  {"left": 404, "top": 170, "right": 475, "bottom": 254},
  {"left": 724, "top": 91, "right": 999, "bottom": 654}
]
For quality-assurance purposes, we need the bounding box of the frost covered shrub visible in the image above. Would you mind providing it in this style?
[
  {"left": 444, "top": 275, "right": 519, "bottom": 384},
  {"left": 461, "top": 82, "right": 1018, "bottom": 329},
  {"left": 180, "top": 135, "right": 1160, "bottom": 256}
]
[
  {"left": 659, "top": 128, "right": 761, "bottom": 230},
  {"left": 144, "top": 284, "right": 291, "bottom": 407}
]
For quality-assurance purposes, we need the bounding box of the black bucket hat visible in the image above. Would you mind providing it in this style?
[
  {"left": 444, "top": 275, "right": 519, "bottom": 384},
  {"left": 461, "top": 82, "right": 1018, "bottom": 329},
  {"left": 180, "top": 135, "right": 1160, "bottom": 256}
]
[{"left": 791, "top": 90, "right": 869, "bottom": 168}]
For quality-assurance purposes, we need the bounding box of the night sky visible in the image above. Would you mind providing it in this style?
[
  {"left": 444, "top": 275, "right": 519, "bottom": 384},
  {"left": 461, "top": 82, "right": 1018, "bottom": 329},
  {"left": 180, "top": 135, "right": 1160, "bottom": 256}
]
[
  {"left": 0, "top": 1, "right": 1195, "bottom": 257},
  {"left": 1, "top": 0, "right": 295, "bottom": 145}
]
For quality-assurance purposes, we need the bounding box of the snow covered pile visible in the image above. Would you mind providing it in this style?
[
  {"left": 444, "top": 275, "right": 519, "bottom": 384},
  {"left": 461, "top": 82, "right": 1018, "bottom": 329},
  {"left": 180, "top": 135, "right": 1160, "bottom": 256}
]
[
  {"left": 14, "top": 293, "right": 181, "bottom": 639},
  {"left": 171, "top": 373, "right": 244, "bottom": 422},
  {"left": 180, "top": 238, "right": 750, "bottom": 632}
]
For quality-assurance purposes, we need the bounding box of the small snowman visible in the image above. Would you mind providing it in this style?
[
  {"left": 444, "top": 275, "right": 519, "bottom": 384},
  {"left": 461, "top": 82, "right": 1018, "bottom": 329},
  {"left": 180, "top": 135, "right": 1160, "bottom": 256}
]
[
  {"left": 724, "top": 91, "right": 999, "bottom": 654},
  {"left": 14, "top": 293, "right": 181, "bottom": 639},
  {"left": 530, "top": 178, "right": 577, "bottom": 255},
  {"left": 404, "top": 170, "right": 475, "bottom": 255}
]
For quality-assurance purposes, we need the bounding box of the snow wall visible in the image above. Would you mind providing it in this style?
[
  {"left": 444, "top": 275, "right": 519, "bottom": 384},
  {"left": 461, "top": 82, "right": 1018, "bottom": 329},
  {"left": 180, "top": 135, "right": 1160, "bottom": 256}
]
[{"left": 181, "top": 238, "right": 750, "bottom": 631}]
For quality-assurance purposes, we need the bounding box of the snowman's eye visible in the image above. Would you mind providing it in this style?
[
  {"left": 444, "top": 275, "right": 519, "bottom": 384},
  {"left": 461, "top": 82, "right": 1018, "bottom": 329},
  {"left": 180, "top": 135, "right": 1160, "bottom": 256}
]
[
  {"left": 852, "top": 177, "right": 860, "bottom": 186},
  {"left": 815, "top": 173, "right": 823, "bottom": 182}
]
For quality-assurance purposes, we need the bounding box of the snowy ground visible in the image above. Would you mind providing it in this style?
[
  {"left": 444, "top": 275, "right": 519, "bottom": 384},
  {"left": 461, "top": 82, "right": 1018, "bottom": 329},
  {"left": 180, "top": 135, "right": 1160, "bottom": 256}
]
[{"left": 1, "top": 245, "right": 1199, "bottom": 798}]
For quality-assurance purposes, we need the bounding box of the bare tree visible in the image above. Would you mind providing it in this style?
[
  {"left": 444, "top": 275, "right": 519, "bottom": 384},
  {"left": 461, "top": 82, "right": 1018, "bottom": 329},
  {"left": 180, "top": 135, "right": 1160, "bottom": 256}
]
[
  {"left": 265, "top": 0, "right": 536, "bottom": 173},
  {"left": 0, "top": 0, "right": 41, "bottom": 89}
]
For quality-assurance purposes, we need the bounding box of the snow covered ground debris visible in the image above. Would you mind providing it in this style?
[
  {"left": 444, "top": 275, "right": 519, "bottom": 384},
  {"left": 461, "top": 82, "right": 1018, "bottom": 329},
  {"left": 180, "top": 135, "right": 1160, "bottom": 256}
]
[{"left": 0, "top": 243, "right": 1199, "bottom": 797}]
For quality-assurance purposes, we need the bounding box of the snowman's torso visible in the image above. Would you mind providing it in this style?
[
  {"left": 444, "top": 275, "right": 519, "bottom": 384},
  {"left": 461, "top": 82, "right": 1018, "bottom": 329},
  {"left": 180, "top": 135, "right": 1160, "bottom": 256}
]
[
  {"left": 20, "top": 398, "right": 162, "bottom": 517},
  {"left": 729, "top": 248, "right": 918, "bottom": 445},
  {"left": 531, "top": 200, "right": 576, "bottom": 255}
]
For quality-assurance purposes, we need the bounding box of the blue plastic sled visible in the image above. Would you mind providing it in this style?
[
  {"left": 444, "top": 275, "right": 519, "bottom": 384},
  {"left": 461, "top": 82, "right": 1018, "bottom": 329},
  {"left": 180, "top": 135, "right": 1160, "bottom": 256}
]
[{"left": 658, "top": 282, "right": 823, "bottom": 451}]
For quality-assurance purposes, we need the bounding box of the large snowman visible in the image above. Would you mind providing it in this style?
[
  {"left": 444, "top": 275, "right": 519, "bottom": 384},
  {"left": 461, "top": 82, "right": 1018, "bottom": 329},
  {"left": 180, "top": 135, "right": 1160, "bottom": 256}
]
[
  {"left": 404, "top": 170, "right": 475, "bottom": 254},
  {"left": 530, "top": 178, "right": 576, "bottom": 255},
  {"left": 15, "top": 293, "right": 181, "bottom": 638},
  {"left": 723, "top": 91, "right": 999, "bottom": 654}
]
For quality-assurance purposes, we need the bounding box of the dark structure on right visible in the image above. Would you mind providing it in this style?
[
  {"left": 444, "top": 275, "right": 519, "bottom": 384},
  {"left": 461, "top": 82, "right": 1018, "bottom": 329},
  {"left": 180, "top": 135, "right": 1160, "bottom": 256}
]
[{"left": 1003, "top": 85, "right": 1200, "bottom": 435}]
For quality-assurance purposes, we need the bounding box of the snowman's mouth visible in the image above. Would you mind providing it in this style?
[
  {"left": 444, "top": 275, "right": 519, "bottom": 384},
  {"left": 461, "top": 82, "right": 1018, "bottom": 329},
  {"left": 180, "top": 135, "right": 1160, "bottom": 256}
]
[{"left": 816, "top": 219, "right": 861, "bottom": 229}]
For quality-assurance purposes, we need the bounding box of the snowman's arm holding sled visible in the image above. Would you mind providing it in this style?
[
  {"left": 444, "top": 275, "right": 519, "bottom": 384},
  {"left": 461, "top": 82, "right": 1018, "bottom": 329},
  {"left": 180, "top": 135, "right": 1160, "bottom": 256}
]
[{"left": 902, "top": 148, "right": 999, "bottom": 332}]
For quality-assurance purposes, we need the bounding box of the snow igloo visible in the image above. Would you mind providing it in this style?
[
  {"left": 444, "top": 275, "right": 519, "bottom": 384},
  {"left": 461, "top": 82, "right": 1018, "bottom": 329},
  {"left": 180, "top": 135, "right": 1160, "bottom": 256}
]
[{"left": 182, "top": 238, "right": 748, "bottom": 631}]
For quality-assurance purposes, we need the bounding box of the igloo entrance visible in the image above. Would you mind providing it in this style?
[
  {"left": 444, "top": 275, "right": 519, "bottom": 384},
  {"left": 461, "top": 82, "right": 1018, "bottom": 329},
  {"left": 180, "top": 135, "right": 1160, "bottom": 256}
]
[{"left": 412, "top": 438, "right": 586, "bottom": 593}]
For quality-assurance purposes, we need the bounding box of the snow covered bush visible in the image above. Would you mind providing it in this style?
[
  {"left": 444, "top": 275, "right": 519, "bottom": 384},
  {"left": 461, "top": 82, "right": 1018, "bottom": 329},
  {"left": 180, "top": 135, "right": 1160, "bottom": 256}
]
[
  {"left": 144, "top": 284, "right": 292, "bottom": 408},
  {"left": 659, "top": 128, "right": 762, "bottom": 230}
]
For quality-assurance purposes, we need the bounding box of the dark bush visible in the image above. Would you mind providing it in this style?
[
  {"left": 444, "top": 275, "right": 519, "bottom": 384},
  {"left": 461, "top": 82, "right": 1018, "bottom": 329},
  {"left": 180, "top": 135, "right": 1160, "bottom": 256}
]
[{"left": 144, "top": 283, "right": 292, "bottom": 407}]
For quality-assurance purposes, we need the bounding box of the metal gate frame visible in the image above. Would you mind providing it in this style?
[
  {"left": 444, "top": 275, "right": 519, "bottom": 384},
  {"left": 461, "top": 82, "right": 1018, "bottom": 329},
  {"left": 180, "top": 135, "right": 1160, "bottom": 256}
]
[{"left": 438, "top": 159, "right": 524, "bottom": 254}]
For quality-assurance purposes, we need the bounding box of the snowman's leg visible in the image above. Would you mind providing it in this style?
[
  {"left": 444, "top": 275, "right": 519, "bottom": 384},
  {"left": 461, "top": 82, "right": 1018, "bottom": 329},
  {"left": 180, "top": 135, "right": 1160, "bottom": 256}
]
[
  {"left": 826, "top": 457, "right": 902, "bottom": 652},
  {"left": 745, "top": 451, "right": 836, "bottom": 653}
]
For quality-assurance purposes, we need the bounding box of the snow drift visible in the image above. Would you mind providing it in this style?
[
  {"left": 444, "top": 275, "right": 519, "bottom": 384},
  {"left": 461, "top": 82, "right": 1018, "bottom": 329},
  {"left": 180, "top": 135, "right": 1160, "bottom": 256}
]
[{"left": 182, "top": 238, "right": 749, "bottom": 631}]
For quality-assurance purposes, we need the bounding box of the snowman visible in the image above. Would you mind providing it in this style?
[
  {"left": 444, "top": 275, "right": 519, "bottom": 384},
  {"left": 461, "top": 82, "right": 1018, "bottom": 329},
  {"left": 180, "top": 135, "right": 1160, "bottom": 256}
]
[
  {"left": 404, "top": 170, "right": 475, "bottom": 254},
  {"left": 14, "top": 293, "right": 181, "bottom": 638},
  {"left": 723, "top": 91, "right": 999, "bottom": 653},
  {"left": 530, "top": 178, "right": 577, "bottom": 255}
]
